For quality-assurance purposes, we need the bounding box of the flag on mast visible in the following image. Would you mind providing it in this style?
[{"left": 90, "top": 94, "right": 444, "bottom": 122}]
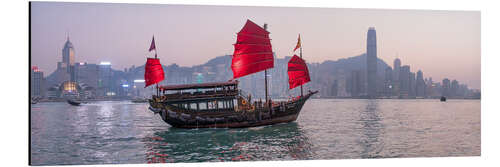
[
  {"left": 293, "top": 34, "right": 301, "bottom": 52},
  {"left": 149, "top": 36, "right": 156, "bottom": 52}
]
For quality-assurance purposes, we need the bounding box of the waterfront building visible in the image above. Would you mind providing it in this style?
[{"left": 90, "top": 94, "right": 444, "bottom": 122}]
[
  {"left": 74, "top": 62, "right": 99, "bottom": 96},
  {"left": 399, "top": 65, "right": 410, "bottom": 97},
  {"left": 416, "top": 70, "right": 426, "bottom": 97},
  {"left": 31, "top": 66, "right": 44, "bottom": 97},
  {"left": 366, "top": 27, "right": 377, "bottom": 98},
  {"left": 392, "top": 58, "right": 401, "bottom": 96},
  {"left": 384, "top": 67, "right": 393, "bottom": 97},
  {"left": 350, "top": 70, "right": 362, "bottom": 97},
  {"left": 442, "top": 78, "right": 451, "bottom": 97},
  {"left": 60, "top": 81, "right": 79, "bottom": 98},
  {"left": 409, "top": 72, "right": 416, "bottom": 97},
  {"left": 451, "top": 80, "right": 459, "bottom": 97},
  {"left": 332, "top": 80, "right": 338, "bottom": 97},
  {"left": 98, "top": 62, "right": 113, "bottom": 97}
]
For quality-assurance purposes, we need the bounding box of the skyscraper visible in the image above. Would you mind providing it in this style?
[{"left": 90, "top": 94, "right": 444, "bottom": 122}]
[
  {"left": 98, "top": 62, "right": 113, "bottom": 96},
  {"left": 350, "top": 70, "right": 362, "bottom": 97},
  {"left": 393, "top": 58, "right": 401, "bottom": 82},
  {"left": 399, "top": 65, "right": 410, "bottom": 97},
  {"left": 384, "top": 67, "right": 393, "bottom": 96},
  {"left": 31, "top": 66, "right": 44, "bottom": 97},
  {"left": 451, "top": 80, "right": 459, "bottom": 97},
  {"left": 416, "top": 70, "right": 426, "bottom": 97},
  {"left": 442, "top": 78, "right": 451, "bottom": 97},
  {"left": 62, "top": 36, "right": 75, "bottom": 73},
  {"left": 409, "top": 72, "right": 416, "bottom": 97},
  {"left": 366, "top": 27, "right": 377, "bottom": 98},
  {"left": 392, "top": 58, "right": 401, "bottom": 96}
]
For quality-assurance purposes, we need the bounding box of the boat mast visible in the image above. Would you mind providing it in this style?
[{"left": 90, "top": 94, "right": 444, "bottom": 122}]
[
  {"left": 263, "top": 23, "right": 269, "bottom": 106},
  {"left": 154, "top": 37, "right": 159, "bottom": 97},
  {"left": 299, "top": 35, "right": 303, "bottom": 97}
]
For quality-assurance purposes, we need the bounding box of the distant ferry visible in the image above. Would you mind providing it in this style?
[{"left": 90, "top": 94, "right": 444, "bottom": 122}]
[{"left": 146, "top": 20, "right": 317, "bottom": 128}]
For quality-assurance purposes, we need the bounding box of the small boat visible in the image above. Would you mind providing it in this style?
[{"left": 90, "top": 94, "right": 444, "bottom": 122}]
[
  {"left": 440, "top": 96, "right": 447, "bottom": 102},
  {"left": 67, "top": 99, "right": 82, "bottom": 106},
  {"left": 147, "top": 20, "right": 317, "bottom": 128}
]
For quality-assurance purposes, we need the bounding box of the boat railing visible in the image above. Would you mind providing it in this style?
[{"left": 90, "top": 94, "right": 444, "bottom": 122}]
[{"left": 162, "top": 90, "right": 238, "bottom": 100}]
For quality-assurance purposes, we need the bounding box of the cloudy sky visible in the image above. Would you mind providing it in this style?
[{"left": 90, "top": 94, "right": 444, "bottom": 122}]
[{"left": 30, "top": 2, "right": 480, "bottom": 89}]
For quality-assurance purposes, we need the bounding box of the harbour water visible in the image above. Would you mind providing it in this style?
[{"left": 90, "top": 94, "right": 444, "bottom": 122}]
[{"left": 30, "top": 99, "right": 480, "bottom": 165}]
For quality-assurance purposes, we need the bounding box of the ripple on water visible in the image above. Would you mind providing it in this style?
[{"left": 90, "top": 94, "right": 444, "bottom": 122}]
[{"left": 30, "top": 99, "right": 480, "bottom": 165}]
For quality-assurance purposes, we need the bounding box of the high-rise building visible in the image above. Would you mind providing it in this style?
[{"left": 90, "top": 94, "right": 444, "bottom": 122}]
[
  {"left": 399, "top": 65, "right": 410, "bottom": 97},
  {"left": 393, "top": 58, "right": 401, "bottom": 82},
  {"left": 31, "top": 66, "right": 44, "bottom": 97},
  {"left": 409, "top": 72, "right": 416, "bottom": 97},
  {"left": 62, "top": 36, "right": 75, "bottom": 74},
  {"left": 98, "top": 62, "right": 113, "bottom": 97},
  {"left": 451, "top": 80, "right": 459, "bottom": 97},
  {"left": 350, "top": 70, "right": 362, "bottom": 97},
  {"left": 392, "top": 58, "right": 401, "bottom": 96},
  {"left": 384, "top": 67, "right": 393, "bottom": 96},
  {"left": 332, "top": 80, "right": 338, "bottom": 97},
  {"left": 416, "top": 70, "right": 426, "bottom": 97},
  {"left": 366, "top": 27, "right": 377, "bottom": 98},
  {"left": 442, "top": 78, "right": 451, "bottom": 97}
]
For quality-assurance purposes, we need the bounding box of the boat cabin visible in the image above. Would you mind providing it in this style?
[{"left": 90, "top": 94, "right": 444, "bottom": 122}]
[{"left": 157, "top": 80, "right": 240, "bottom": 112}]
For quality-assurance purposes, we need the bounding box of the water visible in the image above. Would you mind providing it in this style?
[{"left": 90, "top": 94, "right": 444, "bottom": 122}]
[{"left": 30, "top": 99, "right": 480, "bottom": 165}]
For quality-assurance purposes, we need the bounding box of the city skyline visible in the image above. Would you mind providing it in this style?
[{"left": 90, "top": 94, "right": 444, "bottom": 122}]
[{"left": 30, "top": 2, "right": 480, "bottom": 89}]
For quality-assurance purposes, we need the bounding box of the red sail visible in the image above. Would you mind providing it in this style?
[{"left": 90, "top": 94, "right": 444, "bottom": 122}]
[
  {"left": 144, "top": 58, "right": 165, "bottom": 87},
  {"left": 288, "top": 55, "right": 311, "bottom": 89},
  {"left": 232, "top": 19, "right": 274, "bottom": 79}
]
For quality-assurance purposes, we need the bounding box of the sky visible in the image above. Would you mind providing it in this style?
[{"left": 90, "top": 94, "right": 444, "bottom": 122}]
[{"left": 30, "top": 2, "right": 481, "bottom": 89}]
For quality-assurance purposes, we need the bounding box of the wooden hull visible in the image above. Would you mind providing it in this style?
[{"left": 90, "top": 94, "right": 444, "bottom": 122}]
[{"left": 149, "top": 91, "right": 317, "bottom": 128}]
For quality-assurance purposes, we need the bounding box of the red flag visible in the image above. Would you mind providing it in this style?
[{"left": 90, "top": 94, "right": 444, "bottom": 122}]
[
  {"left": 149, "top": 36, "right": 156, "bottom": 52},
  {"left": 293, "top": 34, "right": 301, "bottom": 52}
]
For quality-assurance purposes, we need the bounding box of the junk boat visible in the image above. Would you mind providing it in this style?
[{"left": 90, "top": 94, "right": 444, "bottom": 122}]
[{"left": 147, "top": 20, "right": 318, "bottom": 128}]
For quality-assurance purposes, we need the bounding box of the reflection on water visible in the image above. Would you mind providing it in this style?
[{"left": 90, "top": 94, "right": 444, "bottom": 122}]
[
  {"left": 30, "top": 99, "right": 480, "bottom": 165},
  {"left": 142, "top": 122, "right": 312, "bottom": 163},
  {"left": 358, "top": 100, "right": 384, "bottom": 158}
]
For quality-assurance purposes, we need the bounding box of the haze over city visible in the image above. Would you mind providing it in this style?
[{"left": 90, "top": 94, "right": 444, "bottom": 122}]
[{"left": 30, "top": 2, "right": 480, "bottom": 89}]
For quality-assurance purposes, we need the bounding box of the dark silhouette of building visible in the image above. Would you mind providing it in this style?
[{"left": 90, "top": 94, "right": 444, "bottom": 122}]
[
  {"left": 399, "top": 65, "right": 410, "bottom": 97},
  {"left": 350, "top": 70, "right": 362, "bottom": 97},
  {"left": 451, "top": 80, "right": 459, "bottom": 97},
  {"left": 31, "top": 66, "right": 44, "bottom": 97},
  {"left": 416, "top": 70, "right": 426, "bottom": 97},
  {"left": 442, "top": 78, "right": 451, "bottom": 97},
  {"left": 366, "top": 27, "right": 377, "bottom": 98},
  {"left": 409, "top": 72, "right": 416, "bottom": 97},
  {"left": 392, "top": 58, "right": 401, "bottom": 96},
  {"left": 332, "top": 80, "right": 338, "bottom": 96},
  {"left": 384, "top": 67, "right": 393, "bottom": 96}
]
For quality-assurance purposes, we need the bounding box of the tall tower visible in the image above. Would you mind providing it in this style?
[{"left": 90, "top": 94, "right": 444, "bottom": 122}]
[
  {"left": 62, "top": 36, "right": 75, "bottom": 72},
  {"left": 392, "top": 58, "right": 401, "bottom": 96},
  {"left": 393, "top": 58, "right": 401, "bottom": 81},
  {"left": 366, "top": 27, "right": 377, "bottom": 98},
  {"left": 62, "top": 35, "right": 76, "bottom": 81}
]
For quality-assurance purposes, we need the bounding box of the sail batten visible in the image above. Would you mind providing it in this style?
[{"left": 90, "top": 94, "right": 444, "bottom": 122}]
[
  {"left": 232, "top": 19, "right": 274, "bottom": 79},
  {"left": 288, "top": 55, "right": 311, "bottom": 89}
]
